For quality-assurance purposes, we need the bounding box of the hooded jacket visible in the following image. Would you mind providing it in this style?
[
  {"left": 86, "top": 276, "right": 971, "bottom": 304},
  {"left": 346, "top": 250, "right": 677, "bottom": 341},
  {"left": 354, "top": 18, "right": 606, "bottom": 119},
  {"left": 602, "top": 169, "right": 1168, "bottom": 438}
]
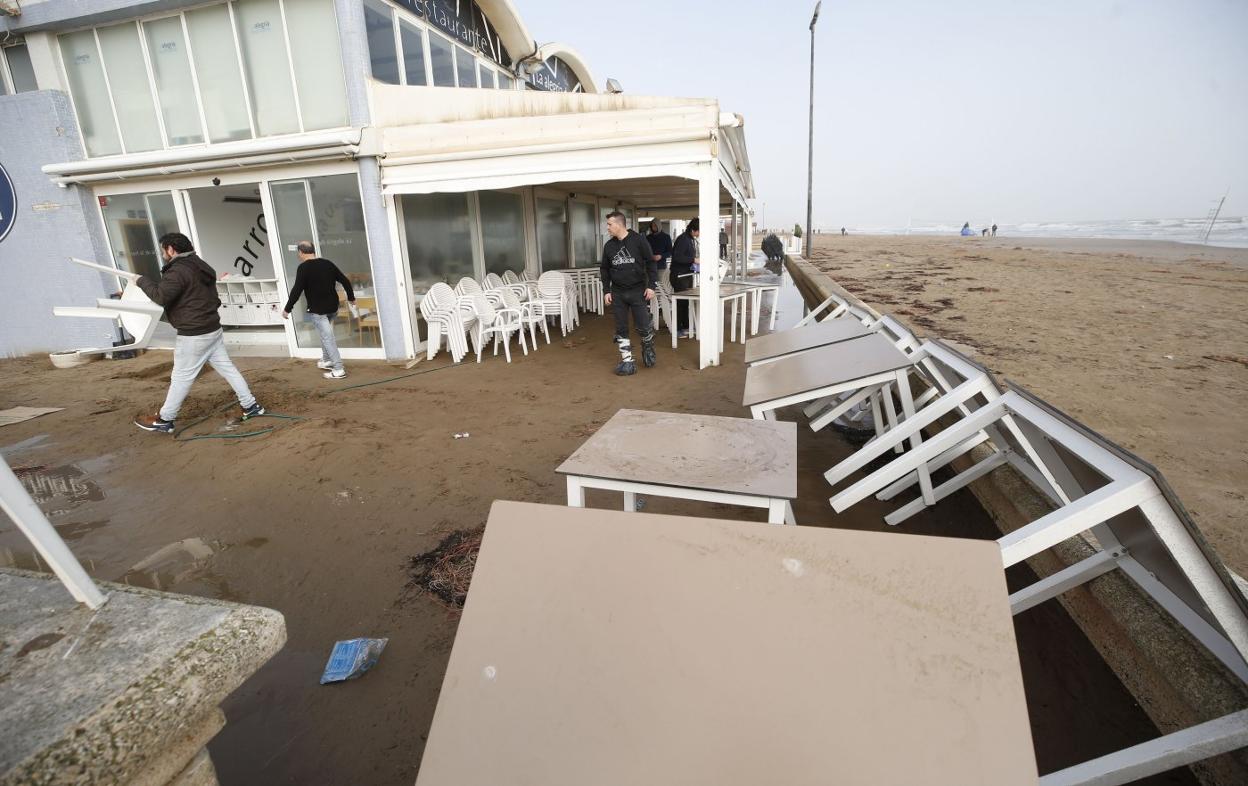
[{"left": 136, "top": 252, "right": 222, "bottom": 336}]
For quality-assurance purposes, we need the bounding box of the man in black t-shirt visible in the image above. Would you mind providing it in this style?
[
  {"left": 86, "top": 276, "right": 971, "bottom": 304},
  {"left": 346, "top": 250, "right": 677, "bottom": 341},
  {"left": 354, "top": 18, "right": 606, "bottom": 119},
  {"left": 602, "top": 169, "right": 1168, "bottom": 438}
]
[
  {"left": 283, "top": 241, "right": 357, "bottom": 379},
  {"left": 599, "top": 211, "right": 657, "bottom": 376}
]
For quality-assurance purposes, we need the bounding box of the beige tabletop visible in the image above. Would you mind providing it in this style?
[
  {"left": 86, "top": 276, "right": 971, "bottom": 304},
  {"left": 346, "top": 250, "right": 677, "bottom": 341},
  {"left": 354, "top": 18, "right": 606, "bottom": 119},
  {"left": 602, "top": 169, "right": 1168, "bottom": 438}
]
[
  {"left": 743, "top": 332, "right": 912, "bottom": 407},
  {"left": 416, "top": 501, "right": 1037, "bottom": 786},
  {"left": 556, "top": 409, "right": 797, "bottom": 500},
  {"left": 744, "top": 318, "right": 874, "bottom": 364}
]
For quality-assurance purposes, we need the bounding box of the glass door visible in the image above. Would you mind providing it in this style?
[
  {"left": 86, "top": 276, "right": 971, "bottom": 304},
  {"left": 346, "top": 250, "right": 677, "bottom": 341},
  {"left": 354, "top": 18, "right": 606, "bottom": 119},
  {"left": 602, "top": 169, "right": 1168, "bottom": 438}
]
[
  {"left": 99, "top": 191, "right": 182, "bottom": 279},
  {"left": 568, "top": 197, "right": 597, "bottom": 269}
]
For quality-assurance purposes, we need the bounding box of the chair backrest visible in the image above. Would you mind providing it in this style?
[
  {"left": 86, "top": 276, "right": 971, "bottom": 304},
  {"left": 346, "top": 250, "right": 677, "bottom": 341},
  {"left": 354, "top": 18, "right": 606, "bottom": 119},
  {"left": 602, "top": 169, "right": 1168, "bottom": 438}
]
[
  {"left": 499, "top": 288, "right": 523, "bottom": 312},
  {"left": 537, "top": 271, "right": 566, "bottom": 297},
  {"left": 502, "top": 270, "right": 521, "bottom": 285},
  {"left": 428, "top": 282, "right": 459, "bottom": 310},
  {"left": 484, "top": 273, "right": 505, "bottom": 290},
  {"left": 455, "top": 277, "right": 483, "bottom": 296},
  {"left": 464, "top": 292, "right": 496, "bottom": 323}
]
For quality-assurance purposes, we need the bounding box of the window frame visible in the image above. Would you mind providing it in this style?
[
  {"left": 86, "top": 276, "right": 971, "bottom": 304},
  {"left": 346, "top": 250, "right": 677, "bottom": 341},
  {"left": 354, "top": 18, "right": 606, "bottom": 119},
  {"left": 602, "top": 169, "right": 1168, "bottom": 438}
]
[
  {"left": 1, "top": 42, "right": 39, "bottom": 94},
  {"left": 55, "top": 0, "right": 349, "bottom": 159}
]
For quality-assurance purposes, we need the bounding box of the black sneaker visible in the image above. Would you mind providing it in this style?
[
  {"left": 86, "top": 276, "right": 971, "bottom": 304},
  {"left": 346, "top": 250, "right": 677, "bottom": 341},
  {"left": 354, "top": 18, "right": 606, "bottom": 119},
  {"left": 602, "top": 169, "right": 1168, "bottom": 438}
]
[
  {"left": 641, "top": 342, "right": 657, "bottom": 368},
  {"left": 614, "top": 361, "right": 637, "bottom": 376},
  {"left": 241, "top": 403, "right": 266, "bottom": 419},
  {"left": 134, "top": 414, "right": 174, "bottom": 434}
]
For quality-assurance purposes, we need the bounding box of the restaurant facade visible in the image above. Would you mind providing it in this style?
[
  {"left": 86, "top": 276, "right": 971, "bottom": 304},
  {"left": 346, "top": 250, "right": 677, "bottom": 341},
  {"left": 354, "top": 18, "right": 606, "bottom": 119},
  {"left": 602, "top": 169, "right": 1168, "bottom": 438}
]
[{"left": 0, "top": 0, "right": 754, "bottom": 368}]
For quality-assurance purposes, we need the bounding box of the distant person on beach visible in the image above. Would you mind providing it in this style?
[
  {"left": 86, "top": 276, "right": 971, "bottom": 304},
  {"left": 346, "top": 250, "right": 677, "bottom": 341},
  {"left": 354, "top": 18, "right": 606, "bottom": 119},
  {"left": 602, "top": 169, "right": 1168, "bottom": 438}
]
[
  {"left": 282, "top": 240, "right": 357, "bottom": 380},
  {"left": 600, "top": 210, "right": 657, "bottom": 376},
  {"left": 960, "top": 222, "right": 974, "bottom": 237},
  {"left": 992, "top": 223, "right": 998, "bottom": 237},
  {"left": 841, "top": 227, "right": 847, "bottom": 236},
  {"left": 982, "top": 228, "right": 988, "bottom": 237},
  {"left": 670, "top": 219, "right": 700, "bottom": 338},
  {"left": 133, "top": 233, "right": 264, "bottom": 433},
  {"left": 646, "top": 220, "right": 672, "bottom": 271}
]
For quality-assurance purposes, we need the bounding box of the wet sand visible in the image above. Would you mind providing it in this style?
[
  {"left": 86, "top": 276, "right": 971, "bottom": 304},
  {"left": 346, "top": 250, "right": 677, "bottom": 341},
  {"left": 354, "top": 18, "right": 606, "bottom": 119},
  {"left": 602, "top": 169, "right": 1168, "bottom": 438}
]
[
  {"left": 809, "top": 234, "right": 1248, "bottom": 579},
  {"left": 0, "top": 276, "right": 1197, "bottom": 784}
]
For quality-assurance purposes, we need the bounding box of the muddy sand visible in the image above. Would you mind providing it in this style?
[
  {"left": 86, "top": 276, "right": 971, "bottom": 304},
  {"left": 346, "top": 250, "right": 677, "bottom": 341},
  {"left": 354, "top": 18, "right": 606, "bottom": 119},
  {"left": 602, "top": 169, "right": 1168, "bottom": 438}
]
[
  {"left": 0, "top": 284, "right": 1198, "bottom": 784},
  {"left": 809, "top": 234, "right": 1248, "bottom": 579}
]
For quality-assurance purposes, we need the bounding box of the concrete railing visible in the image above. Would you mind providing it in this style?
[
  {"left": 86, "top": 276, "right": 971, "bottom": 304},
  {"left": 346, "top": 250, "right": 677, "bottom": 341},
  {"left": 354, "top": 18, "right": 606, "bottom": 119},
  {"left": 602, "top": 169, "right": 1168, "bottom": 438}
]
[{"left": 783, "top": 253, "right": 1248, "bottom": 785}]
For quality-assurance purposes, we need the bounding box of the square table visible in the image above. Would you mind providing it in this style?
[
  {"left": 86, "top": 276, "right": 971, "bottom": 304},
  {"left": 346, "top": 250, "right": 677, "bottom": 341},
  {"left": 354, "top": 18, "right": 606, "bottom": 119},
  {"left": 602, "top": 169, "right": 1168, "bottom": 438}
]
[
  {"left": 415, "top": 501, "right": 1038, "bottom": 786},
  {"left": 670, "top": 284, "right": 752, "bottom": 350},
  {"left": 557, "top": 409, "right": 797, "bottom": 525},
  {"left": 744, "top": 317, "right": 873, "bottom": 365}
]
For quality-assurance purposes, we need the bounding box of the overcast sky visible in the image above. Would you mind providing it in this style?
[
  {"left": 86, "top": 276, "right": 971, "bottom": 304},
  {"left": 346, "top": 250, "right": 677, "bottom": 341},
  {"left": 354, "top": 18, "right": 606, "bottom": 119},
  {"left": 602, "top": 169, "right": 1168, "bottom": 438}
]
[{"left": 517, "top": 0, "right": 1248, "bottom": 230}]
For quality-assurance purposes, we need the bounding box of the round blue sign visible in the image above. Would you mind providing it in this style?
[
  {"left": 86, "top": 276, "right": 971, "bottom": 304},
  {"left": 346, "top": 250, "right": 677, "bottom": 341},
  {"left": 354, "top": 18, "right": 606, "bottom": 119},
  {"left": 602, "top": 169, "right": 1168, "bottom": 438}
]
[{"left": 0, "top": 162, "right": 15, "bottom": 243}]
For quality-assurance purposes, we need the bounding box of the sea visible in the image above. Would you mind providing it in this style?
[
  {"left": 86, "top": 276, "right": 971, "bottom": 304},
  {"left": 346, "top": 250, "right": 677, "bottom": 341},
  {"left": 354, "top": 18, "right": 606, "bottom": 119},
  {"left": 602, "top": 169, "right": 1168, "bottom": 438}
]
[{"left": 859, "top": 216, "right": 1248, "bottom": 249}]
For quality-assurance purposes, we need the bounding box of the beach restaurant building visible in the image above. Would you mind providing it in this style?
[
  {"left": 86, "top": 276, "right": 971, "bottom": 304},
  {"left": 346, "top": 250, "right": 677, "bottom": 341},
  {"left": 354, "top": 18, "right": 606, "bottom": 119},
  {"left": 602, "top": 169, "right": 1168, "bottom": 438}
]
[{"left": 0, "top": 0, "right": 755, "bottom": 368}]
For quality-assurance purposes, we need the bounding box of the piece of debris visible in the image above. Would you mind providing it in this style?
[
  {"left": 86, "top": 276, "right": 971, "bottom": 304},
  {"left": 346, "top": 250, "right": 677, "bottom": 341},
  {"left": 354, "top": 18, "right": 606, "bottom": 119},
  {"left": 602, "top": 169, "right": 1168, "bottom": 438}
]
[
  {"left": 1203, "top": 354, "right": 1248, "bottom": 368},
  {"left": 407, "top": 529, "right": 483, "bottom": 609},
  {"left": 1163, "top": 354, "right": 1174, "bottom": 360},
  {"left": 320, "top": 638, "right": 388, "bottom": 684},
  {"left": 453, "top": 432, "right": 470, "bottom": 440}
]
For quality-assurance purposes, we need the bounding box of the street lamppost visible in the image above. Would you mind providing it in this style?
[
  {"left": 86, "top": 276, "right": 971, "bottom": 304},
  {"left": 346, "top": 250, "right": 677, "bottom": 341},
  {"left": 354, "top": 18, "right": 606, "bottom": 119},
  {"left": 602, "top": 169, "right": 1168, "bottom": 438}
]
[{"left": 805, "top": 1, "right": 821, "bottom": 258}]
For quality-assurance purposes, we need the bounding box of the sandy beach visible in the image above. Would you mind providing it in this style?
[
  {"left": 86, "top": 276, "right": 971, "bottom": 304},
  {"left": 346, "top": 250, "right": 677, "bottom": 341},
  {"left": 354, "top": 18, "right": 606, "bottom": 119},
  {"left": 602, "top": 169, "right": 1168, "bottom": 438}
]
[{"left": 808, "top": 233, "right": 1248, "bottom": 578}]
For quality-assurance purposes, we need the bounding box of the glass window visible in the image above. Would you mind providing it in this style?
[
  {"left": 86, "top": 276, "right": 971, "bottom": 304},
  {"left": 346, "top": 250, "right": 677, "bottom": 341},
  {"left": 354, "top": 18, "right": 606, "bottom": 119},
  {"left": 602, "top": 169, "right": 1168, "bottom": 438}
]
[
  {"left": 284, "top": 0, "right": 349, "bottom": 129},
  {"left": 5, "top": 45, "right": 38, "bottom": 92},
  {"left": 234, "top": 0, "right": 300, "bottom": 136},
  {"left": 428, "top": 33, "right": 454, "bottom": 87},
  {"left": 363, "top": 0, "right": 399, "bottom": 85},
  {"left": 498, "top": 72, "right": 513, "bottom": 91},
  {"left": 398, "top": 20, "right": 427, "bottom": 86},
  {"left": 271, "top": 175, "right": 379, "bottom": 349},
  {"left": 569, "top": 200, "right": 597, "bottom": 268},
  {"left": 400, "top": 192, "right": 475, "bottom": 293},
  {"left": 479, "top": 191, "right": 526, "bottom": 276},
  {"left": 537, "top": 197, "right": 568, "bottom": 271},
  {"left": 96, "top": 24, "right": 163, "bottom": 153},
  {"left": 142, "top": 17, "right": 204, "bottom": 146},
  {"left": 59, "top": 31, "right": 123, "bottom": 156},
  {"left": 454, "top": 47, "right": 476, "bottom": 88},
  {"left": 478, "top": 62, "right": 497, "bottom": 89},
  {"left": 185, "top": 5, "right": 252, "bottom": 142},
  {"left": 100, "top": 192, "right": 177, "bottom": 280}
]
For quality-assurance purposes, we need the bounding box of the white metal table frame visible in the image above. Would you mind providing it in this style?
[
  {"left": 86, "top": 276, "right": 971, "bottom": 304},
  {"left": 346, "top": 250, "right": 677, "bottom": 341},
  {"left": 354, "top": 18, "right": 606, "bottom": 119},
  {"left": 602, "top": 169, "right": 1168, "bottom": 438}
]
[
  {"left": 724, "top": 277, "right": 780, "bottom": 335},
  {"left": 670, "top": 287, "right": 749, "bottom": 351},
  {"left": 821, "top": 384, "right": 1248, "bottom": 785},
  {"left": 565, "top": 475, "right": 796, "bottom": 525}
]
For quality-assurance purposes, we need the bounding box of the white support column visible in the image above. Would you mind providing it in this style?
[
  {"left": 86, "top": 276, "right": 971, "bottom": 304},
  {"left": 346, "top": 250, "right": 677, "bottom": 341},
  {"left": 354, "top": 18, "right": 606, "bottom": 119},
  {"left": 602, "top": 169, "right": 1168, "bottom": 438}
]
[
  {"left": 730, "top": 201, "right": 740, "bottom": 280},
  {"left": 23, "top": 33, "right": 66, "bottom": 92},
  {"left": 743, "top": 206, "right": 753, "bottom": 275},
  {"left": 697, "top": 161, "right": 721, "bottom": 368}
]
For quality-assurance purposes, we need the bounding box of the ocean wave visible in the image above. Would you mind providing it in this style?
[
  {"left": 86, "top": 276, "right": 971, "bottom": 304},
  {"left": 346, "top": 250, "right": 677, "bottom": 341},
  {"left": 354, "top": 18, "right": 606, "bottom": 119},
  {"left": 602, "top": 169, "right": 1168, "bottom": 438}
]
[{"left": 856, "top": 216, "right": 1248, "bottom": 248}]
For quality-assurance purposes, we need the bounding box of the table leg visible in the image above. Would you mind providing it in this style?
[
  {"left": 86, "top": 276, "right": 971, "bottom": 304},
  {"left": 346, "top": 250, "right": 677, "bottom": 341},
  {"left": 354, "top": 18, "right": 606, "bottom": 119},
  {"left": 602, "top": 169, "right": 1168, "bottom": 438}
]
[
  {"left": 623, "top": 492, "right": 637, "bottom": 512},
  {"left": 784, "top": 502, "right": 796, "bottom": 526},
  {"left": 567, "top": 476, "right": 585, "bottom": 507},
  {"left": 769, "top": 289, "right": 778, "bottom": 330},
  {"left": 767, "top": 499, "right": 786, "bottom": 524},
  {"left": 739, "top": 296, "right": 747, "bottom": 343},
  {"left": 752, "top": 290, "right": 761, "bottom": 335},
  {"left": 895, "top": 369, "right": 935, "bottom": 505},
  {"left": 730, "top": 299, "right": 738, "bottom": 343}
]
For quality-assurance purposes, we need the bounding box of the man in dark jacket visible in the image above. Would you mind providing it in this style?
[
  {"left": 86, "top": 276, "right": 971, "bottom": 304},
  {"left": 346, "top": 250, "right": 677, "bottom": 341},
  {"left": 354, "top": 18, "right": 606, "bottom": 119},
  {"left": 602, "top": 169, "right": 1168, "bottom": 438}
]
[
  {"left": 283, "top": 240, "right": 357, "bottom": 380},
  {"left": 645, "top": 219, "right": 672, "bottom": 270},
  {"left": 600, "top": 211, "right": 657, "bottom": 376},
  {"left": 670, "top": 218, "right": 700, "bottom": 337},
  {"left": 133, "top": 233, "right": 263, "bottom": 433}
]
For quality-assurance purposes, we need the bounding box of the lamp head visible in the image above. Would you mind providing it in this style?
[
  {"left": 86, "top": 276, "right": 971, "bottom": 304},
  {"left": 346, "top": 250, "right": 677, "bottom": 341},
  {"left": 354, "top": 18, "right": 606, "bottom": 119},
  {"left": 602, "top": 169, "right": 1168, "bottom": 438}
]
[{"left": 810, "top": 1, "right": 821, "bottom": 30}]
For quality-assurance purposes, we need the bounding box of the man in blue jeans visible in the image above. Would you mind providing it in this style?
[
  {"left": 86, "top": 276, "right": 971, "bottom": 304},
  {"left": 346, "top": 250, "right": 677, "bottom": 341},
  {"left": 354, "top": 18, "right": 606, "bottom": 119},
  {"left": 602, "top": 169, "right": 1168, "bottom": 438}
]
[
  {"left": 134, "top": 233, "right": 264, "bottom": 433},
  {"left": 282, "top": 240, "right": 357, "bottom": 380}
]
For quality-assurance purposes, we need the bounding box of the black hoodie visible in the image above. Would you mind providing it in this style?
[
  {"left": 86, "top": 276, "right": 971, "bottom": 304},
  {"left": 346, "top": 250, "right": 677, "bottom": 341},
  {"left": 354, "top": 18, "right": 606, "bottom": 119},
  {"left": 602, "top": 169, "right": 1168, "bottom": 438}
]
[{"left": 136, "top": 252, "right": 222, "bottom": 336}]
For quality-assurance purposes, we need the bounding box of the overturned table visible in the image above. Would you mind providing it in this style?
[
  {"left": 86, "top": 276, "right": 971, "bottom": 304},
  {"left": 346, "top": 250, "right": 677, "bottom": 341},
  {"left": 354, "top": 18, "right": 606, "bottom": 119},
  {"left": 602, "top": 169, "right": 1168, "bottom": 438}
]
[
  {"left": 744, "top": 316, "right": 874, "bottom": 365},
  {"left": 558, "top": 409, "right": 797, "bottom": 525},
  {"left": 415, "top": 501, "right": 1037, "bottom": 786}
]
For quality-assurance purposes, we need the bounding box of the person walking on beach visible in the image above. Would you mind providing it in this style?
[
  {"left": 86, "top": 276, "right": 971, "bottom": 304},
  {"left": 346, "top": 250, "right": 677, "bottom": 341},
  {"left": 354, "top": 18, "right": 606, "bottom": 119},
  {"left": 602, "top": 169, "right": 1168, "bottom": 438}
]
[
  {"left": 601, "top": 210, "right": 657, "bottom": 376},
  {"left": 992, "top": 223, "right": 998, "bottom": 237},
  {"left": 133, "top": 233, "right": 264, "bottom": 433},
  {"left": 646, "top": 219, "right": 673, "bottom": 271},
  {"left": 282, "top": 240, "right": 357, "bottom": 380},
  {"left": 841, "top": 227, "right": 847, "bottom": 236},
  {"left": 670, "top": 218, "right": 700, "bottom": 338}
]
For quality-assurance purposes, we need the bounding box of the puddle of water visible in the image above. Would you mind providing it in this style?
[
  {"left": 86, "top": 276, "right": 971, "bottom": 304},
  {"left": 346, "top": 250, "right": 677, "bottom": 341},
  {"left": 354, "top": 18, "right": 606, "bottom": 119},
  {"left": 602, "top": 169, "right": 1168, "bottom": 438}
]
[
  {"left": 12, "top": 464, "right": 105, "bottom": 517},
  {"left": 53, "top": 519, "right": 110, "bottom": 542},
  {"left": 0, "top": 434, "right": 51, "bottom": 457},
  {"left": 119, "top": 537, "right": 215, "bottom": 591},
  {"left": 0, "top": 546, "right": 99, "bottom": 575}
]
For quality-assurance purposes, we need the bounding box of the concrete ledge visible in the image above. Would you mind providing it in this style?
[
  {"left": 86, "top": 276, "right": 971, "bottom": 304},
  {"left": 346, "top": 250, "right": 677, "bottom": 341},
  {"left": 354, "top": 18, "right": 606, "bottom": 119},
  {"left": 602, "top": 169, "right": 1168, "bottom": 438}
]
[
  {"left": 782, "top": 253, "right": 1248, "bottom": 784},
  {"left": 0, "top": 568, "right": 286, "bottom": 785}
]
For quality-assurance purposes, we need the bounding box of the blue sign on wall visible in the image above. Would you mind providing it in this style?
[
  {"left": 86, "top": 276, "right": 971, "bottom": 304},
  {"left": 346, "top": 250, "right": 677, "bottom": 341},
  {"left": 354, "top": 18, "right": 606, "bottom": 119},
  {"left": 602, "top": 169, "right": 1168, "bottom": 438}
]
[{"left": 0, "top": 163, "right": 14, "bottom": 243}]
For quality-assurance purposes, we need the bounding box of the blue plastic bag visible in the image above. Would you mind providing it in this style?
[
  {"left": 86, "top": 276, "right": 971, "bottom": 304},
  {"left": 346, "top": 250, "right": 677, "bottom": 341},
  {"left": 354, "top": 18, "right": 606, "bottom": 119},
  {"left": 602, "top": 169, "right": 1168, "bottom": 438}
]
[{"left": 320, "top": 637, "right": 388, "bottom": 684}]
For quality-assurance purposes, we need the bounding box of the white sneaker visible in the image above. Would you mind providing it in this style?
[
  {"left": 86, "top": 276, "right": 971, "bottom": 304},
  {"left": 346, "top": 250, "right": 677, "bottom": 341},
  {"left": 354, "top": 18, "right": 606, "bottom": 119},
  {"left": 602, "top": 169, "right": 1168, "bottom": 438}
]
[
  {"left": 316, "top": 360, "right": 333, "bottom": 370},
  {"left": 323, "top": 369, "right": 347, "bottom": 379}
]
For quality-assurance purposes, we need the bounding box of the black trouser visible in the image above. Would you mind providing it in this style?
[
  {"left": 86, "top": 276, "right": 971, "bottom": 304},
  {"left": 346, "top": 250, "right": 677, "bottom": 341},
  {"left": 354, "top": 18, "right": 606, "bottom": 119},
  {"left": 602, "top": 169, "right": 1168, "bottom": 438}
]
[
  {"left": 670, "top": 263, "right": 693, "bottom": 330},
  {"left": 611, "top": 286, "right": 653, "bottom": 340}
]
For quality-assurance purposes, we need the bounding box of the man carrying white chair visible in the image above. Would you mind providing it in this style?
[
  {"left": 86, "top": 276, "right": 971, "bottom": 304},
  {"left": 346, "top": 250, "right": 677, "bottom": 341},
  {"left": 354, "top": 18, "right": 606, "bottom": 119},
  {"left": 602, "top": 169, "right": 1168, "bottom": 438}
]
[
  {"left": 133, "top": 233, "right": 264, "bottom": 434},
  {"left": 600, "top": 211, "right": 658, "bottom": 376}
]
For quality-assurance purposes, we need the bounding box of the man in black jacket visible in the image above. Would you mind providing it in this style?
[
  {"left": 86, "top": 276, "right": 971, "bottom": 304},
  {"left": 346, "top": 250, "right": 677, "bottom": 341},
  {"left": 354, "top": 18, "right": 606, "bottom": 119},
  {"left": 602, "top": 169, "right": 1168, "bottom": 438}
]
[
  {"left": 670, "top": 218, "right": 700, "bottom": 337},
  {"left": 283, "top": 241, "right": 357, "bottom": 380},
  {"left": 600, "top": 211, "right": 657, "bottom": 376},
  {"left": 133, "top": 233, "right": 263, "bottom": 433}
]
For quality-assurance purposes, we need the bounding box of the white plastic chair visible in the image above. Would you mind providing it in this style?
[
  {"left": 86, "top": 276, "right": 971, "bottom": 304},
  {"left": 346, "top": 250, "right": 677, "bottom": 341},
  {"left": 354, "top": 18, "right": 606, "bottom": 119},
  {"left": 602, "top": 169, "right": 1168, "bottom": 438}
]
[
  {"left": 461, "top": 293, "right": 525, "bottom": 363},
  {"left": 420, "top": 282, "right": 476, "bottom": 362},
  {"left": 533, "top": 271, "right": 574, "bottom": 337},
  {"left": 485, "top": 272, "right": 529, "bottom": 302},
  {"left": 455, "top": 276, "right": 503, "bottom": 307},
  {"left": 52, "top": 283, "right": 164, "bottom": 355},
  {"left": 501, "top": 288, "right": 548, "bottom": 349}
]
